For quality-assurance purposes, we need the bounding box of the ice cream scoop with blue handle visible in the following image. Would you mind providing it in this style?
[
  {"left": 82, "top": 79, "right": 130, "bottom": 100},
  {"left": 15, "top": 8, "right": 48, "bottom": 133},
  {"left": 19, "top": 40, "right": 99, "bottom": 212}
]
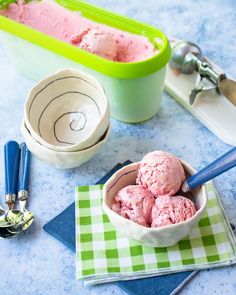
[{"left": 182, "top": 147, "right": 236, "bottom": 192}]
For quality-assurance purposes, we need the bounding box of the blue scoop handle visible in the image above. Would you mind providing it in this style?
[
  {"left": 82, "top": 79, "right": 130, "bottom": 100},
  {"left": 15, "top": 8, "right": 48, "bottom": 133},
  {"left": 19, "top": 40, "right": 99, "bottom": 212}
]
[
  {"left": 18, "top": 143, "right": 31, "bottom": 192},
  {"left": 4, "top": 141, "right": 20, "bottom": 195},
  {"left": 186, "top": 147, "right": 236, "bottom": 190}
]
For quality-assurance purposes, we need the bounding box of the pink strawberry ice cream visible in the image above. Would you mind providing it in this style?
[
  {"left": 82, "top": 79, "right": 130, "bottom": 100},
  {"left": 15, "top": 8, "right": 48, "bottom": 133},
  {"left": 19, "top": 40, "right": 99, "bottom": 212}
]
[
  {"left": 77, "top": 29, "right": 118, "bottom": 61},
  {"left": 111, "top": 151, "right": 197, "bottom": 229},
  {"left": 151, "top": 195, "right": 196, "bottom": 227},
  {"left": 111, "top": 185, "right": 154, "bottom": 227},
  {"left": 137, "top": 151, "right": 185, "bottom": 197},
  {"left": 1, "top": 0, "right": 158, "bottom": 62}
]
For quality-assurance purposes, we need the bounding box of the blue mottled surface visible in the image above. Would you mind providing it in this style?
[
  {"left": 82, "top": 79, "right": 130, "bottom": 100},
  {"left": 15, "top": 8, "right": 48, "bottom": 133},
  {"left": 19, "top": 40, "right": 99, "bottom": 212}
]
[{"left": 0, "top": 0, "right": 236, "bottom": 294}]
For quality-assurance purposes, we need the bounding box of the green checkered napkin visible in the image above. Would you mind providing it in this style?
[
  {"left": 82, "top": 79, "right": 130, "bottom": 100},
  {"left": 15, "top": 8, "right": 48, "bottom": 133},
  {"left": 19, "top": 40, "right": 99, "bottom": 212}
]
[{"left": 75, "top": 183, "right": 236, "bottom": 285}]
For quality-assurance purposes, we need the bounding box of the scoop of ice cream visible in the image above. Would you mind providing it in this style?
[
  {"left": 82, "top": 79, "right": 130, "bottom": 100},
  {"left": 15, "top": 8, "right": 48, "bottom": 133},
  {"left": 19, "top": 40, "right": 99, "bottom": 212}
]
[
  {"left": 136, "top": 151, "right": 185, "bottom": 197},
  {"left": 151, "top": 195, "right": 196, "bottom": 227},
  {"left": 111, "top": 185, "right": 155, "bottom": 227},
  {"left": 77, "top": 29, "right": 117, "bottom": 61}
]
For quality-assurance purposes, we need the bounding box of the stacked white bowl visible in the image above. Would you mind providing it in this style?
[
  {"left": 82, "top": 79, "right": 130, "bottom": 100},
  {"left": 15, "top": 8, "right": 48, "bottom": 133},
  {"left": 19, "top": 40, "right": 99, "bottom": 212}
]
[{"left": 22, "top": 68, "right": 110, "bottom": 169}]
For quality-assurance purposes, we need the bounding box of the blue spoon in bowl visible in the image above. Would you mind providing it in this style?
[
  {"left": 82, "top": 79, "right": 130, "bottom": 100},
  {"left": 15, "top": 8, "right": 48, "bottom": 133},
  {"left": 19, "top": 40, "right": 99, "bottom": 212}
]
[{"left": 182, "top": 147, "right": 236, "bottom": 192}]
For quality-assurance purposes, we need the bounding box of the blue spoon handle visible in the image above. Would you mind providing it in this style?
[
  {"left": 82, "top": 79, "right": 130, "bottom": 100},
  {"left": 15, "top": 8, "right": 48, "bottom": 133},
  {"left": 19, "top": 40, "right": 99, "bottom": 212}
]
[
  {"left": 184, "top": 147, "right": 236, "bottom": 191},
  {"left": 4, "top": 141, "right": 20, "bottom": 197},
  {"left": 18, "top": 143, "right": 31, "bottom": 192}
]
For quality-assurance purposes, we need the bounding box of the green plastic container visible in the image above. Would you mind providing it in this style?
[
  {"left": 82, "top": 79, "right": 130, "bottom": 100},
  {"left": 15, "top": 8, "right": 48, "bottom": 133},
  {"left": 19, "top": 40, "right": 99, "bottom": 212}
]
[{"left": 0, "top": 0, "right": 171, "bottom": 122}]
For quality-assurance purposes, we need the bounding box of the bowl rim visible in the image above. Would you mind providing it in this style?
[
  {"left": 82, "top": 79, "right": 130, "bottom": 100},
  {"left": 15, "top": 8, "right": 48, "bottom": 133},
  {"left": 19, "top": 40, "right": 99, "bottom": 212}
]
[
  {"left": 21, "top": 120, "right": 111, "bottom": 156},
  {"left": 24, "top": 68, "right": 109, "bottom": 151},
  {"left": 102, "top": 160, "right": 208, "bottom": 232}
]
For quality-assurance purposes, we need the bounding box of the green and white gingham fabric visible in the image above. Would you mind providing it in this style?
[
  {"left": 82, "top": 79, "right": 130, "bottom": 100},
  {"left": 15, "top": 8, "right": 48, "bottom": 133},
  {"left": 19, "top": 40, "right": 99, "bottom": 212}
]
[{"left": 75, "top": 183, "right": 236, "bottom": 285}]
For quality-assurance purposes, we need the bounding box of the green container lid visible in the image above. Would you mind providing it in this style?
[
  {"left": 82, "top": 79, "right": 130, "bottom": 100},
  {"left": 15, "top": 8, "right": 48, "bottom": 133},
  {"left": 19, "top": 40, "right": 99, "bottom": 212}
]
[{"left": 0, "top": 0, "right": 171, "bottom": 78}]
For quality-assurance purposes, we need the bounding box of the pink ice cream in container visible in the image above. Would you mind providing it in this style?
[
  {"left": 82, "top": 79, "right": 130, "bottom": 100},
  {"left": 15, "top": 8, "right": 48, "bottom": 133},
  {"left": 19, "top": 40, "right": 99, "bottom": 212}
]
[{"left": 0, "top": 0, "right": 171, "bottom": 123}]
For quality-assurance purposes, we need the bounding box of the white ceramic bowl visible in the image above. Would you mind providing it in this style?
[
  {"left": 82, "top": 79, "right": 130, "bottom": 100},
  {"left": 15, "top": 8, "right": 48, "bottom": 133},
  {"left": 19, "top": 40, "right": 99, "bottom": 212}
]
[
  {"left": 102, "top": 161, "right": 208, "bottom": 247},
  {"left": 24, "top": 68, "right": 109, "bottom": 152},
  {"left": 22, "top": 121, "right": 111, "bottom": 169}
]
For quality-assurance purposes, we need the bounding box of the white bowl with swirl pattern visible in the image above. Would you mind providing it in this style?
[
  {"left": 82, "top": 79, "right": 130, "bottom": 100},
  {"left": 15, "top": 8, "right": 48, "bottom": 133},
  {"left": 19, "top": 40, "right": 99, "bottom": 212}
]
[{"left": 24, "top": 68, "right": 109, "bottom": 152}]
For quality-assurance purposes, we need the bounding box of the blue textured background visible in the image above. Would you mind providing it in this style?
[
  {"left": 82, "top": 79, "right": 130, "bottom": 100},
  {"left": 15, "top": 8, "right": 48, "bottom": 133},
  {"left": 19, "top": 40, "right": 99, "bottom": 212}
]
[{"left": 0, "top": 0, "right": 236, "bottom": 294}]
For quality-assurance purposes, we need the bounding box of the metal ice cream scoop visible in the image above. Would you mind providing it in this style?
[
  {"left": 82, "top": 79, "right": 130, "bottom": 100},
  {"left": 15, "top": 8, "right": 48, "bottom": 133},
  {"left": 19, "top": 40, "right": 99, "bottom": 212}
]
[{"left": 169, "top": 41, "right": 236, "bottom": 106}]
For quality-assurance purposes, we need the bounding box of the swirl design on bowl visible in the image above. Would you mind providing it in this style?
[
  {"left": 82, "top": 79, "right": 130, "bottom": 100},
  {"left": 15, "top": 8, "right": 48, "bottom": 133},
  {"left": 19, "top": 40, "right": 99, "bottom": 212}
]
[
  {"left": 28, "top": 76, "right": 98, "bottom": 120},
  {"left": 53, "top": 111, "right": 87, "bottom": 145},
  {"left": 27, "top": 75, "right": 106, "bottom": 147}
]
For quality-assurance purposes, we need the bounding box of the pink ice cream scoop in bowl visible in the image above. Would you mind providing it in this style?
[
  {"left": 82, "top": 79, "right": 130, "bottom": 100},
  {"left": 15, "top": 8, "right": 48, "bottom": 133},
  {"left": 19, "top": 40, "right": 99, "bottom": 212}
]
[
  {"left": 103, "top": 148, "right": 236, "bottom": 247},
  {"left": 102, "top": 152, "right": 208, "bottom": 247}
]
